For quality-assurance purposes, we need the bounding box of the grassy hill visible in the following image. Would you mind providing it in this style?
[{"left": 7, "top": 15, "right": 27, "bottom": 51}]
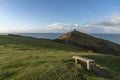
[
  {"left": 0, "top": 35, "right": 120, "bottom": 80},
  {"left": 55, "top": 30, "right": 120, "bottom": 56}
]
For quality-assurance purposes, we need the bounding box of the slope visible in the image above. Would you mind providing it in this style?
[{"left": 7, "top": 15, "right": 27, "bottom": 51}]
[
  {"left": 55, "top": 30, "right": 120, "bottom": 56},
  {"left": 0, "top": 35, "right": 120, "bottom": 80}
]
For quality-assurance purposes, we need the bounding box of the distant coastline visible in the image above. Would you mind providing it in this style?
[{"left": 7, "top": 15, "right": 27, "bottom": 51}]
[{"left": 1, "top": 33, "right": 119, "bottom": 44}]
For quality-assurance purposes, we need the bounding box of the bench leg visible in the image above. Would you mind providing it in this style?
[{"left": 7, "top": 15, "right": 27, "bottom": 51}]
[
  {"left": 75, "top": 59, "right": 78, "bottom": 64},
  {"left": 87, "top": 61, "right": 90, "bottom": 70}
]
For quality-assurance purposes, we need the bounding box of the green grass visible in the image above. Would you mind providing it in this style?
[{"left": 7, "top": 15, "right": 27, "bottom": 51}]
[{"left": 0, "top": 35, "right": 120, "bottom": 80}]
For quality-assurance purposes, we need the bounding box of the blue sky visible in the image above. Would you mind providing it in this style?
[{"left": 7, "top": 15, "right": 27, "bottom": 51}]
[{"left": 0, "top": 0, "right": 120, "bottom": 33}]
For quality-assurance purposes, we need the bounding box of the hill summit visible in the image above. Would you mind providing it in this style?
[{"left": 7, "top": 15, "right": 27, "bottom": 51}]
[{"left": 55, "top": 30, "right": 120, "bottom": 56}]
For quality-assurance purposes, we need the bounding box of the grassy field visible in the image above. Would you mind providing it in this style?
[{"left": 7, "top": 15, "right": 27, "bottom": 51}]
[{"left": 0, "top": 35, "right": 120, "bottom": 80}]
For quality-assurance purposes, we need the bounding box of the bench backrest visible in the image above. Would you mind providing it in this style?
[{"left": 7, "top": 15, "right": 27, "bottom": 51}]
[{"left": 73, "top": 56, "right": 94, "bottom": 62}]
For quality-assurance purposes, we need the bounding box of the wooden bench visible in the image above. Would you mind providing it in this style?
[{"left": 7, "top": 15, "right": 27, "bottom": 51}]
[{"left": 73, "top": 56, "right": 94, "bottom": 70}]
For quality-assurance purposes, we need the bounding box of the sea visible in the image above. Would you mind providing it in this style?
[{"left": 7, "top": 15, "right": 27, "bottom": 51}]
[{"left": 1, "top": 33, "right": 120, "bottom": 44}]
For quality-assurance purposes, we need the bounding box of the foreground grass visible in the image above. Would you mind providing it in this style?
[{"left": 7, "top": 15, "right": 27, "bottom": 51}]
[{"left": 0, "top": 35, "right": 120, "bottom": 80}]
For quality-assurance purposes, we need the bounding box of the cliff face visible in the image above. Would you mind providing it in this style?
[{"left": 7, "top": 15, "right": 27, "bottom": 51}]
[{"left": 55, "top": 31, "right": 120, "bottom": 56}]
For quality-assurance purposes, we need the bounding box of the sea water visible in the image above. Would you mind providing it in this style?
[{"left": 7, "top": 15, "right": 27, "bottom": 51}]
[{"left": 1, "top": 33, "right": 120, "bottom": 44}]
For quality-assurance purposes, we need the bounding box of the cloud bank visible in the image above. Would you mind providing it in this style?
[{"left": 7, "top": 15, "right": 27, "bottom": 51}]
[
  {"left": 85, "top": 16, "right": 120, "bottom": 27},
  {"left": 41, "top": 16, "right": 120, "bottom": 33},
  {"left": 1, "top": 15, "right": 120, "bottom": 33},
  {"left": 46, "top": 23, "right": 91, "bottom": 33},
  {"left": 84, "top": 16, "right": 120, "bottom": 33}
]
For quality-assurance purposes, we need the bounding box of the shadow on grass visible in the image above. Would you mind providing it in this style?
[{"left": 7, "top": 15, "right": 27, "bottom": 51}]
[{"left": 82, "top": 54, "right": 120, "bottom": 78}]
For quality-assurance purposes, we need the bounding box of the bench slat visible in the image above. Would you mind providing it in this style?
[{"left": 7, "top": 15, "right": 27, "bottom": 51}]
[{"left": 73, "top": 56, "right": 94, "bottom": 62}]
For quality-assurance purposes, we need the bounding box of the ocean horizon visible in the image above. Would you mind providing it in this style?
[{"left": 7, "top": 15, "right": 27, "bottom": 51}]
[{"left": 1, "top": 33, "right": 119, "bottom": 44}]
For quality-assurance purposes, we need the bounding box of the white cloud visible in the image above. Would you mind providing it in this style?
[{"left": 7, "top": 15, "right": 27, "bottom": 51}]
[
  {"left": 84, "top": 15, "right": 120, "bottom": 33},
  {"left": 86, "top": 16, "right": 120, "bottom": 27},
  {"left": 17, "top": 23, "right": 91, "bottom": 33},
  {"left": 45, "top": 23, "right": 92, "bottom": 33},
  {"left": 45, "top": 19, "right": 120, "bottom": 33}
]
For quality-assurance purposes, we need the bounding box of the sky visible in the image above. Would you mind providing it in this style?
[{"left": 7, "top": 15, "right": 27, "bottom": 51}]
[{"left": 0, "top": 0, "right": 120, "bottom": 33}]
